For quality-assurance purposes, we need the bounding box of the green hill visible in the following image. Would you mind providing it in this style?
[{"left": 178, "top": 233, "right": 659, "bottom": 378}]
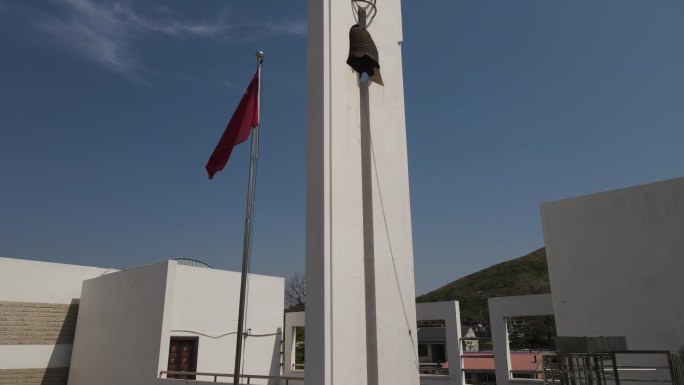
[{"left": 416, "top": 247, "right": 550, "bottom": 324}]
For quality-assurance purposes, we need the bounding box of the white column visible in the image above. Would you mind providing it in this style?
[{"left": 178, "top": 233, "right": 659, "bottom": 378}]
[
  {"left": 305, "top": 0, "right": 368, "bottom": 384},
  {"left": 306, "top": 0, "right": 418, "bottom": 384},
  {"left": 360, "top": 1, "right": 420, "bottom": 384}
]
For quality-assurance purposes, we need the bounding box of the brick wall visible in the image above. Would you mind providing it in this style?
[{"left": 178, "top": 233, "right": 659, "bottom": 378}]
[
  {"left": 0, "top": 301, "right": 78, "bottom": 345},
  {"left": 0, "top": 368, "right": 70, "bottom": 385}
]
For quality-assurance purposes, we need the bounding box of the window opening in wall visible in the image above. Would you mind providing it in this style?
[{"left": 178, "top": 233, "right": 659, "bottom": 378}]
[
  {"left": 464, "top": 370, "right": 496, "bottom": 385},
  {"left": 167, "top": 337, "right": 198, "bottom": 379},
  {"left": 418, "top": 319, "right": 446, "bottom": 328},
  {"left": 293, "top": 326, "right": 305, "bottom": 371},
  {"left": 417, "top": 319, "right": 449, "bottom": 375},
  {"left": 506, "top": 315, "right": 556, "bottom": 380}
]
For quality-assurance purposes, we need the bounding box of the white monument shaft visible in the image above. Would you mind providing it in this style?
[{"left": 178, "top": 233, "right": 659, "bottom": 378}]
[{"left": 306, "top": 0, "right": 419, "bottom": 384}]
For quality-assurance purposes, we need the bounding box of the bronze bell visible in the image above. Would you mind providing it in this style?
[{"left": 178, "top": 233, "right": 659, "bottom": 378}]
[{"left": 346, "top": 24, "right": 380, "bottom": 77}]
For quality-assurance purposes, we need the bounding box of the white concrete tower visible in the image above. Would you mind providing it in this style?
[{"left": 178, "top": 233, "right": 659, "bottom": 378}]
[{"left": 305, "top": 0, "right": 419, "bottom": 384}]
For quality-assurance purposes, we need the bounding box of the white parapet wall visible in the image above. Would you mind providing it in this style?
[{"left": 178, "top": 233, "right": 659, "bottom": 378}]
[
  {"left": 67, "top": 261, "right": 174, "bottom": 385},
  {"left": 67, "top": 260, "right": 285, "bottom": 385},
  {"left": 540, "top": 177, "right": 684, "bottom": 351},
  {"left": 488, "top": 294, "right": 554, "bottom": 385},
  {"left": 0, "top": 257, "right": 113, "bottom": 305},
  {"left": 167, "top": 264, "right": 284, "bottom": 384},
  {"left": 416, "top": 301, "right": 464, "bottom": 385},
  {"left": 0, "top": 257, "right": 111, "bottom": 384}
]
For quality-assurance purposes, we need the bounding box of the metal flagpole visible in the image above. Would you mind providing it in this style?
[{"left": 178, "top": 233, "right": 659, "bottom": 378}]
[{"left": 233, "top": 50, "right": 263, "bottom": 385}]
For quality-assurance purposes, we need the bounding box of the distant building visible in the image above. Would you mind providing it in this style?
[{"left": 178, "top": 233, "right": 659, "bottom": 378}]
[{"left": 461, "top": 325, "right": 479, "bottom": 352}]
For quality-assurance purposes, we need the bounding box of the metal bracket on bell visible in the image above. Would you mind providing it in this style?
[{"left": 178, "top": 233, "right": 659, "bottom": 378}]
[
  {"left": 352, "top": 0, "right": 377, "bottom": 27},
  {"left": 358, "top": 7, "right": 368, "bottom": 28}
]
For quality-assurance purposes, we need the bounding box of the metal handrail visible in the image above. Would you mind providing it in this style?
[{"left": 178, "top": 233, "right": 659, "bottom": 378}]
[
  {"left": 541, "top": 350, "right": 684, "bottom": 385},
  {"left": 159, "top": 370, "right": 304, "bottom": 384}
]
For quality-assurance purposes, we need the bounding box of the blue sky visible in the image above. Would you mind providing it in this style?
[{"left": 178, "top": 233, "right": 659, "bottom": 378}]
[{"left": 1, "top": 0, "right": 683, "bottom": 296}]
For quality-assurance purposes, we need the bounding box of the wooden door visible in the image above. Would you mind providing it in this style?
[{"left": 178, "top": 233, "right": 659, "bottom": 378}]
[{"left": 168, "top": 337, "right": 198, "bottom": 379}]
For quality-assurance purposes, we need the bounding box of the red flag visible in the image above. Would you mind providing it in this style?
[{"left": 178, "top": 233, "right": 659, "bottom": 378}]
[{"left": 206, "top": 70, "right": 260, "bottom": 179}]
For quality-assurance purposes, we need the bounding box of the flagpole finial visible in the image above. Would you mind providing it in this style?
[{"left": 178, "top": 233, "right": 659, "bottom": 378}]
[{"left": 256, "top": 51, "right": 264, "bottom": 63}]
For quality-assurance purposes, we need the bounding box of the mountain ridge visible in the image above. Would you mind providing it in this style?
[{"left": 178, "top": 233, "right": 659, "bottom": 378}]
[{"left": 416, "top": 247, "right": 551, "bottom": 323}]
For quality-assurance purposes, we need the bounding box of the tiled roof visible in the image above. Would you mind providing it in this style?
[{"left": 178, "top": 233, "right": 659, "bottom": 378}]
[{"left": 452, "top": 352, "right": 544, "bottom": 372}]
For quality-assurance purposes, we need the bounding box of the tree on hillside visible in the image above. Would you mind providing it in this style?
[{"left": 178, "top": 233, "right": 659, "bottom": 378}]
[{"left": 285, "top": 273, "right": 306, "bottom": 312}]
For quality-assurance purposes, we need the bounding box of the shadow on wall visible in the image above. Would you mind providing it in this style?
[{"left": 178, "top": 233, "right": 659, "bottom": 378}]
[
  {"left": 56, "top": 299, "right": 79, "bottom": 343},
  {"left": 45, "top": 298, "right": 80, "bottom": 384}
]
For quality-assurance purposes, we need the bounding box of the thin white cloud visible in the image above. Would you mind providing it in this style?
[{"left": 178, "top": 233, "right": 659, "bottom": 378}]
[
  {"left": 29, "top": 0, "right": 305, "bottom": 78},
  {"left": 109, "top": 2, "right": 228, "bottom": 38},
  {"left": 258, "top": 20, "right": 307, "bottom": 36},
  {"left": 37, "top": 0, "right": 136, "bottom": 76}
]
